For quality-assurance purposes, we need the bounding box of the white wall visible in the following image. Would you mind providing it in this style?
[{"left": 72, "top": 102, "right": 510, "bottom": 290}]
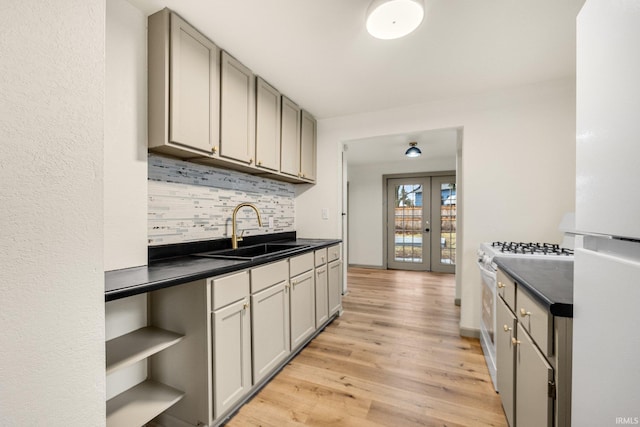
[
  {"left": 347, "top": 158, "right": 456, "bottom": 267},
  {"left": 298, "top": 78, "right": 576, "bottom": 334},
  {"left": 105, "top": 0, "right": 149, "bottom": 270},
  {"left": 0, "top": 0, "right": 106, "bottom": 425}
]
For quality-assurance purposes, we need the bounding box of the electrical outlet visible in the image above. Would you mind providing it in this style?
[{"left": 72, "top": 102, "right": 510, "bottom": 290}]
[{"left": 269, "top": 216, "right": 274, "bottom": 228}]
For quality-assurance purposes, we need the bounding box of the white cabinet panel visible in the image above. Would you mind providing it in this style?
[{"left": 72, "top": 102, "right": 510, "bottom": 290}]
[{"left": 576, "top": 1, "right": 640, "bottom": 239}]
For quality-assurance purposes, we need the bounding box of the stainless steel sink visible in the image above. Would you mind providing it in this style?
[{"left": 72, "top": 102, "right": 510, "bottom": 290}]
[{"left": 194, "top": 243, "right": 310, "bottom": 261}]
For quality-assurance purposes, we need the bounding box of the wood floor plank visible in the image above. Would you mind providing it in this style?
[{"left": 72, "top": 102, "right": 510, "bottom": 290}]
[{"left": 227, "top": 267, "right": 506, "bottom": 426}]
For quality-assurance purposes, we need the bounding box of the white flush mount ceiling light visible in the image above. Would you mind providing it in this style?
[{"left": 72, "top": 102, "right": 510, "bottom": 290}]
[
  {"left": 366, "top": 0, "right": 424, "bottom": 40},
  {"left": 405, "top": 142, "right": 422, "bottom": 157}
]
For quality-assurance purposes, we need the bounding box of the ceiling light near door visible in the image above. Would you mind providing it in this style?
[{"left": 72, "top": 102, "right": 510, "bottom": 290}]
[
  {"left": 366, "top": 0, "right": 424, "bottom": 40},
  {"left": 405, "top": 142, "right": 422, "bottom": 157}
]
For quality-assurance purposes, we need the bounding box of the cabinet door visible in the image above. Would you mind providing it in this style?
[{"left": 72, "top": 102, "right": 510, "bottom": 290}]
[
  {"left": 148, "top": 9, "right": 219, "bottom": 156},
  {"left": 212, "top": 297, "right": 251, "bottom": 418},
  {"left": 516, "top": 323, "right": 554, "bottom": 427},
  {"left": 251, "top": 281, "right": 290, "bottom": 384},
  {"left": 315, "top": 265, "right": 329, "bottom": 328},
  {"left": 496, "top": 296, "right": 516, "bottom": 427},
  {"left": 328, "top": 260, "right": 343, "bottom": 316},
  {"left": 255, "top": 77, "right": 281, "bottom": 171},
  {"left": 220, "top": 51, "right": 255, "bottom": 164},
  {"left": 280, "top": 96, "right": 301, "bottom": 177},
  {"left": 290, "top": 270, "right": 316, "bottom": 349},
  {"left": 300, "top": 110, "right": 317, "bottom": 182}
]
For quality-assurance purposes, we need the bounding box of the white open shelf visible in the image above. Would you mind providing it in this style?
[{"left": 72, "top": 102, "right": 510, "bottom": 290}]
[
  {"left": 106, "top": 380, "right": 184, "bottom": 427},
  {"left": 106, "top": 326, "right": 184, "bottom": 374}
]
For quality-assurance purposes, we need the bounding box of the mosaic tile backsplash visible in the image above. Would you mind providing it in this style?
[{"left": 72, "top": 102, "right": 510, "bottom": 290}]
[{"left": 148, "top": 154, "right": 295, "bottom": 246}]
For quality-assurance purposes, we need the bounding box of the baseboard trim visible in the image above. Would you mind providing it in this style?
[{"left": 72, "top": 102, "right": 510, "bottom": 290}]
[
  {"left": 460, "top": 327, "right": 481, "bottom": 339},
  {"left": 348, "top": 264, "right": 384, "bottom": 269}
]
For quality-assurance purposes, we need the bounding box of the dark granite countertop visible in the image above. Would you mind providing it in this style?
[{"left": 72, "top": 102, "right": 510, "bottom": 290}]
[
  {"left": 493, "top": 257, "right": 574, "bottom": 318},
  {"left": 105, "top": 237, "right": 341, "bottom": 301}
]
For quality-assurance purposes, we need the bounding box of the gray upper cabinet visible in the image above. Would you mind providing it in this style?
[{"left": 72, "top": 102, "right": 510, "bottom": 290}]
[
  {"left": 280, "top": 96, "right": 301, "bottom": 178},
  {"left": 219, "top": 51, "right": 256, "bottom": 165},
  {"left": 148, "top": 9, "right": 219, "bottom": 157},
  {"left": 300, "top": 110, "right": 317, "bottom": 182},
  {"left": 255, "top": 77, "right": 281, "bottom": 172},
  {"left": 147, "top": 8, "right": 317, "bottom": 184}
]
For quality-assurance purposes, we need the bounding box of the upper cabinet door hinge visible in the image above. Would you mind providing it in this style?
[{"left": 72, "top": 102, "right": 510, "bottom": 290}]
[{"left": 548, "top": 380, "right": 556, "bottom": 399}]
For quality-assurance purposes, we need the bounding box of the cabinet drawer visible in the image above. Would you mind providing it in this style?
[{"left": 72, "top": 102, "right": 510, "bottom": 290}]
[
  {"left": 517, "top": 286, "right": 553, "bottom": 356},
  {"left": 290, "top": 252, "right": 314, "bottom": 277},
  {"left": 497, "top": 269, "right": 516, "bottom": 312},
  {"left": 314, "top": 248, "right": 327, "bottom": 267},
  {"left": 251, "top": 260, "right": 288, "bottom": 294},
  {"left": 327, "top": 244, "right": 341, "bottom": 263},
  {"left": 210, "top": 271, "right": 249, "bottom": 310}
]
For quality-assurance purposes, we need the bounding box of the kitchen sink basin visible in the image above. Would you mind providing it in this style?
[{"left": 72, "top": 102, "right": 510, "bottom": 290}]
[{"left": 194, "top": 243, "right": 310, "bottom": 261}]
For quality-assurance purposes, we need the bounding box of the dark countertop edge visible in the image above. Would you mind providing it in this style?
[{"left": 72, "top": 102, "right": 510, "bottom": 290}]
[
  {"left": 493, "top": 257, "right": 573, "bottom": 318},
  {"left": 105, "top": 238, "right": 342, "bottom": 302}
]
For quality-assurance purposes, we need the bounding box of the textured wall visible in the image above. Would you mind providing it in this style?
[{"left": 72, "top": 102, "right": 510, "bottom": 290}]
[
  {"left": 0, "top": 0, "right": 106, "bottom": 425},
  {"left": 148, "top": 154, "right": 296, "bottom": 245}
]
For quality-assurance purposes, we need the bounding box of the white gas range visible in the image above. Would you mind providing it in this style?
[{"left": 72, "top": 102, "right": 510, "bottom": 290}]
[{"left": 477, "top": 241, "right": 574, "bottom": 391}]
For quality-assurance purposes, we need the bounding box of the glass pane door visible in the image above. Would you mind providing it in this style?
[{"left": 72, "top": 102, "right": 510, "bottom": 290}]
[
  {"left": 430, "top": 176, "right": 456, "bottom": 273},
  {"left": 387, "top": 177, "right": 430, "bottom": 271}
]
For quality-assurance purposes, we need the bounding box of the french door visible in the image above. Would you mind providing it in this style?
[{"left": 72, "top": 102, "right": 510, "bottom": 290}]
[
  {"left": 387, "top": 177, "right": 431, "bottom": 271},
  {"left": 386, "top": 175, "right": 456, "bottom": 273}
]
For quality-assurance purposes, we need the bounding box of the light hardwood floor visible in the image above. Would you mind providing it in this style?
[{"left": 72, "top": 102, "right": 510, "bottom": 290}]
[{"left": 227, "top": 267, "right": 507, "bottom": 426}]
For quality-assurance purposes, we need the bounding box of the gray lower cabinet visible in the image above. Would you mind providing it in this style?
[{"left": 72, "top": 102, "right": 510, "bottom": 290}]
[
  {"left": 129, "top": 249, "right": 340, "bottom": 426},
  {"left": 515, "top": 323, "right": 554, "bottom": 427},
  {"left": 315, "top": 264, "right": 329, "bottom": 327},
  {"left": 496, "top": 268, "right": 573, "bottom": 427},
  {"left": 289, "top": 252, "right": 316, "bottom": 349},
  {"left": 210, "top": 271, "right": 252, "bottom": 419},
  {"left": 148, "top": 8, "right": 219, "bottom": 158},
  {"left": 290, "top": 269, "right": 316, "bottom": 350},
  {"left": 250, "top": 260, "right": 291, "bottom": 384},
  {"left": 496, "top": 296, "right": 516, "bottom": 427},
  {"left": 328, "top": 259, "right": 343, "bottom": 316}
]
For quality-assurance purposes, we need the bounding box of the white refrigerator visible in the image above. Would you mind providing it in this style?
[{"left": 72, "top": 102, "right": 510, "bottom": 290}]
[{"left": 573, "top": 1, "right": 640, "bottom": 425}]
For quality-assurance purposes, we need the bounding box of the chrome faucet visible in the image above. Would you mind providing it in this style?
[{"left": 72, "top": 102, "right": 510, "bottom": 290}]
[{"left": 231, "top": 203, "right": 263, "bottom": 249}]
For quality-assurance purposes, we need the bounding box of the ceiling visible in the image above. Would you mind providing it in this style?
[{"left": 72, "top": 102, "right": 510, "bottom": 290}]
[
  {"left": 126, "top": 0, "right": 585, "bottom": 120},
  {"left": 345, "top": 128, "right": 458, "bottom": 166}
]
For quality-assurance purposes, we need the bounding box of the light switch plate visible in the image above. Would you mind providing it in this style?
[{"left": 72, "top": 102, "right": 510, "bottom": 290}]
[{"left": 321, "top": 208, "right": 329, "bottom": 220}]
